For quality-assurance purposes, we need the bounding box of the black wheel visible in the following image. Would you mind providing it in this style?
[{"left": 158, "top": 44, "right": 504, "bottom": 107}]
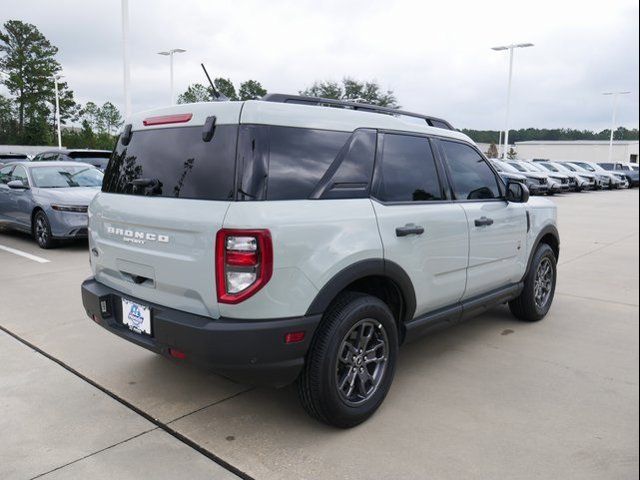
[
  {"left": 509, "top": 243, "right": 557, "bottom": 322},
  {"left": 33, "top": 210, "right": 55, "bottom": 249},
  {"left": 297, "top": 292, "right": 398, "bottom": 428}
]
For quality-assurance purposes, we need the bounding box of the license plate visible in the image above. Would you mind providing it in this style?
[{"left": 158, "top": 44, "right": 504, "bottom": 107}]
[{"left": 122, "top": 298, "right": 152, "bottom": 336}]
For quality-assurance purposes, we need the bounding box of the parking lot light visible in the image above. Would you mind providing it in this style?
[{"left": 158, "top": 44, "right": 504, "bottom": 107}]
[
  {"left": 491, "top": 43, "right": 534, "bottom": 159},
  {"left": 158, "top": 49, "right": 187, "bottom": 105},
  {"left": 602, "top": 91, "right": 631, "bottom": 163}
]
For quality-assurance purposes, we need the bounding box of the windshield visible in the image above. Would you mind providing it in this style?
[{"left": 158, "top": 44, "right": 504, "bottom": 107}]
[
  {"left": 31, "top": 166, "right": 103, "bottom": 188},
  {"left": 507, "top": 162, "right": 528, "bottom": 173},
  {"left": 541, "top": 163, "right": 559, "bottom": 172},
  {"left": 495, "top": 161, "right": 520, "bottom": 173},
  {"left": 562, "top": 163, "right": 577, "bottom": 172}
]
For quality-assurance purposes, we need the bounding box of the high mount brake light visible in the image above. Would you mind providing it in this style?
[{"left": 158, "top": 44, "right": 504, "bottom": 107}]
[
  {"left": 216, "top": 229, "right": 273, "bottom": 304},
  {"left": 143, "top": 113, "right": 193, "bottom": 126}
]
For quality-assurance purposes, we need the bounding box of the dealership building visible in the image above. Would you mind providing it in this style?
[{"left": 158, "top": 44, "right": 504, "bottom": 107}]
[{"left": 513, "top": 140, "right": 639, "bottom": 164}]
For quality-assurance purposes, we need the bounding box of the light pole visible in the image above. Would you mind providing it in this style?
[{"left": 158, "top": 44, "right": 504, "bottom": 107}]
[
  {"left": 492, "top": 43, "right": 534, "bottom": 158},
  {"left": 602, "top": 91, "right": 631, "bottom": 163},
  {"left": 121, "top": 0, "right": 132, "bottom": 119},
  {"left": 53, "top": 75, "right": 63, "bottom": 149},
  {"left": 158, "top": 49, "right": 186, "bottom": 105}
]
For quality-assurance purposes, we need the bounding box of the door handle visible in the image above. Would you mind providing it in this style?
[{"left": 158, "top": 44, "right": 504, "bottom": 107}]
[
  {"left": 395, "top": 224, "right": 425, "bottom": 237},
  {"left": 474, "top": 216, "right": 494, "bottom": 227}
]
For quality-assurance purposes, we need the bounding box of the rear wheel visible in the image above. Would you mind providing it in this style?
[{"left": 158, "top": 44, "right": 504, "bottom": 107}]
[
  {"left": 297, "top": 292, "right": 398, "bottom": 428},
  {"left": 33, "top": 211, "right": 55, "bottom": 249},
  {"left": 509, "top": 243, "right": 557, "bottom": 322}
]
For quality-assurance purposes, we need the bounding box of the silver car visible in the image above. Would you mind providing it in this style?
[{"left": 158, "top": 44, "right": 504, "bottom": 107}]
[{"left": 0, "top": 161, "right": 103, "bottom": 248}]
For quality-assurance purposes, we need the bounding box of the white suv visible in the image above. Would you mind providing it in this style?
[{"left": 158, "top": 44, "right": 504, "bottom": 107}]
[{"left": 81, "top": 95, "right": 559, "bottom": 428}]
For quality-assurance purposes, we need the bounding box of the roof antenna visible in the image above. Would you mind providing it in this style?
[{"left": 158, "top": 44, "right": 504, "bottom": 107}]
[{"left": 201, "top": 63, "right": 227, "bottom": 101}]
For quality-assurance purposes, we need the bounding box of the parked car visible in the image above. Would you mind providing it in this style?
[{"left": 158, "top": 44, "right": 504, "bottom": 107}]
[
  {"left": 552, "top": 162, "right": 597, "bottom": 190},
  {"left": 525, "top": 161, "right": 572, "bottom": 192},
  {"left": 598, "top": 162, "right": 639, "bottom": 188},
  {"left": 506, "top": 161, "right": 560, "bottom": 194},
  {"left": 32, "top": 149, "right": 112, "bottom": 172},
  {"left": 0, "top": 152, "right": 30, "bottom": 168},
  {"left": 559, "top": 162, "right": 609, "bottom": 189},
  {"left": 490, "top": 159, "right": 548, "bottom": 195},
  {"left": 0, "top": 161, "right": 103, "bottom": 248},
  {"left": 567, "top": 161, "right": 627, "bottom": 189},
  {"left": 537, "top": 161, "right": 590, "bottom": 191},
  {"left": 81, "top": 95, "right": 560, "bottom": 428}
]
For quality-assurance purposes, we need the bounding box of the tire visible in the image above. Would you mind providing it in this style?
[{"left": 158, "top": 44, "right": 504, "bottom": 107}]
[
  {"left": 297, "top": 292, "right": 398, "bottom": 428},
  {"left": 509, "top": 243, "right": 557, "bottom": 322},
  {"left": 33, "top": 210, "right": 55, "bottom": 249}
]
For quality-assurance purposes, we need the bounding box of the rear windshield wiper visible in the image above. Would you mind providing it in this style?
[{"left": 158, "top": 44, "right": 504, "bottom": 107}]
[{"left": 127, "top": 177, "right": 163, "bottom": 196}]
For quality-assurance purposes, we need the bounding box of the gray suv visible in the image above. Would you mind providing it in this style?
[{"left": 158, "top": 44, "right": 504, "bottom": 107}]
[{"left": 81, "top": 95, "right": 559, "bottom": 427}]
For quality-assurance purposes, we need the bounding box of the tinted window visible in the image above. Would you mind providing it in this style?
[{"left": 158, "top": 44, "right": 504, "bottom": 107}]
[
  {"left": 375, "top": 134, "right": 442, "bottom": 202},
  {"left": 102, "top": 125, "right": 237, "bottom": 200},
  {"left": 441, "top": 141, "right": 500, "bottom": 200},
  {"left": 599, "top": 163, "right": 614, "bottom": 170},
  {"left": 0, "top": 166, "right": 13, "bottom": 184},
  {"left": 266, "top": 127, "right": 350, "bottom": 200},
  {"left": 69, "top": 153, "right": 111, "bottom": 171}
]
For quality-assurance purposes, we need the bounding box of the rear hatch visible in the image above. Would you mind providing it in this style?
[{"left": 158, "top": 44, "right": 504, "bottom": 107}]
[{"left": 89, "top": 103, "right": 242, "bottom": 318}]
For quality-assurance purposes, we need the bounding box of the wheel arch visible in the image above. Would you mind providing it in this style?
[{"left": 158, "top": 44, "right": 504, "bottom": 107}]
[
  {"left": 525, "top": 224, "right": 560, "bottom": 278},
  {"left": 305, "top": 259, "right": 417, "bottom": 336}
]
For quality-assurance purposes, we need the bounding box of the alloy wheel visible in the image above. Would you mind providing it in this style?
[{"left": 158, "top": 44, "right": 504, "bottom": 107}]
[
  {"left": 534, "top": 258, "right": 553, "bottom": 309},
  {"left": 335, "top": 319, "right": 389, "bottom": 406}
]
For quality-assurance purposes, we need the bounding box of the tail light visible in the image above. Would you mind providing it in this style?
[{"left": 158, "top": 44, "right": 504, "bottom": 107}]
[{"left": 216, "top": 229, "right": 273, "bottom": 304}]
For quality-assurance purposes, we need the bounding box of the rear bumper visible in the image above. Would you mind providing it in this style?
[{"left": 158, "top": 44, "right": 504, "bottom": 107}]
[{"left": 81, "top": 277, "right": 321, "bottom": 387}]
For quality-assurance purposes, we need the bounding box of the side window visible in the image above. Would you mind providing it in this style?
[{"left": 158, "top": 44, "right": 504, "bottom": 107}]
[
  {"left": 441, "top": 141, "right": 501, "bottom": 200},
  {"left": 374, "top": 133, "right": 443, "bottom": 202},
  {"left": 11, "top": 165, "right": 29, "bottom": 185},
  {"left": 265, "top": 127, "right": 350, "bottom": 200},
  {"left": 0, "top": 166, "right": 14, "bottom": 184}
]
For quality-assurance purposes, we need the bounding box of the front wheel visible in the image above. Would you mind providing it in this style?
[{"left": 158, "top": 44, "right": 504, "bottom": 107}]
[
  {"left": 509, "top": 243, "right": 557, "bottom": 322},
  {"left": 297, "top": 293, "right": 398, "bottom": 428},
  {"left": 33, "top": 210, "right": 55, "bottom": 249}
]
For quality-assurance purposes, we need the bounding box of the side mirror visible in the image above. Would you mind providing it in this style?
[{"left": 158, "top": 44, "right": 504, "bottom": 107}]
[
  {"left": 7, "top": 180, "right": 28, "bottom": 190},
  {"left": 506, "top": 181, "right": 529, "bottom": 203}
]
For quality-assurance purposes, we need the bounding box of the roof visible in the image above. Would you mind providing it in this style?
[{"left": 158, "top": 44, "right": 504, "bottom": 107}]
[
  {"left": 515, "top": 140, "right": 639, "bottom": 146},
  {"left": 127, "top": 99, "right": 472, "bottom": 144},
  {"left": 11, "top": 161, "right": 99, "bottom": 169},
  {"left": 38, "top": 149, "right": 111, "bottom": 155}
]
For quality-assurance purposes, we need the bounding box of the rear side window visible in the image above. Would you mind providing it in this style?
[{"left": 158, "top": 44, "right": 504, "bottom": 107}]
[
  {"left": 0, "top": 166, "right": 13, "bottom": 183},
  {"left": 266, "top": 127, "right": 350, "bottom": 200},
  {"left": 441, "top": 141, "right": 501, "bottom": 200},
  {"left": 374, "top": 133, "right": 443, "bottom": 202},
  {"left": 102, "top": 125, "right": 237, "bottom": 200},
  {"left": 236, "top": 126, "right": 374, "bottom": 201}
]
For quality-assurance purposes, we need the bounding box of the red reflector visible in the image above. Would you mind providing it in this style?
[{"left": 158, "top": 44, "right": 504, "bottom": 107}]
[
  {"left": 284, "top": 331, "right": 305, "bottom": 344},
  {"left": 92, "top": 314, "right": 99, "bottom": 323},
  {"left": 143, "top": 113, "right": 193, "bottom": 126},
  {"left": 169, "top": 348, "right": 187, "bottom": 359},
  {"left": 226, "top": 251, "right": 258, "bottom": 266}
]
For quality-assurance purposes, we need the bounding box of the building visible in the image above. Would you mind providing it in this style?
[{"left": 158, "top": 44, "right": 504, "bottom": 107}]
[{"left": 514, "top": 140, "right": 639, "bottom": 163}]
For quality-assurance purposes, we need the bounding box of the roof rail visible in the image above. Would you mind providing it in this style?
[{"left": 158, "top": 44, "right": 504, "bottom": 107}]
[{"left": 261, "top": 93, "right": 455, "bottom": 130}]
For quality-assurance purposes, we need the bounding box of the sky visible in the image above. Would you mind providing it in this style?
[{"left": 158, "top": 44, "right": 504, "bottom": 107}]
[{"left": 1, "top": 0, "right": 638, "bottom": 131}]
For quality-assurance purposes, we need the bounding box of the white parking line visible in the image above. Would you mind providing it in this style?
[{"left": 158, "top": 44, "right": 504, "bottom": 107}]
[{"left": 0, "top": 244, "right": 50, "bottom": 264}]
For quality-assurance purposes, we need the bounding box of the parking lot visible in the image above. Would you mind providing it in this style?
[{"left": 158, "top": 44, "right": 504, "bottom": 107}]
[{"left": 1, "top": 189, "right": 638, "bottom": 480}]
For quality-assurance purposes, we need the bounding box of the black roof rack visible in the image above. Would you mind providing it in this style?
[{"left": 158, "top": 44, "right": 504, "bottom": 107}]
[{"left": 261, "top": 93, "right": 455, "bottom": 130}]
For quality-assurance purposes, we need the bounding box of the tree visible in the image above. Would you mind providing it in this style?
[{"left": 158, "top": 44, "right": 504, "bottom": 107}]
[
  {"left": 0, "top": 94, "right": 17, "bottom": 143},
  {"left": 81, "top": 101, "right": 101, "bottom": 131},
  {"left": 239, "top": 80, "right": 267, "bottom": 100},
  {"left": 214, "top": 78, "right": 238, "bottom": 100},
  {"left": 507, "top": 147, "right": 518, "bottom": 160},
  {"left": 300, "top": 77, "right": 399, "bottom": 108},
  {"left": 486, "top": 142, "right": 499, "bottom": 158},
  {"left": 0, "top": 20, "right": 79, "bottom": 144},
  {"left": 99, "top": 102, "right": 123, "bottom": 135},
  {"left": 177, "top": 83, "right": 214, "bottom": 104},
  {"left": 177, "top": 78, "right": 267, "bottom": 103}
]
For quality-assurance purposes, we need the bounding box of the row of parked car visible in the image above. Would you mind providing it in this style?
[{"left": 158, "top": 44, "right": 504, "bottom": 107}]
[
  {"left": 0, "top": 149, "right": 111, "bottom": 171},
  {"left": 491, "top": 159, "right": 639, "bottom": 195}
]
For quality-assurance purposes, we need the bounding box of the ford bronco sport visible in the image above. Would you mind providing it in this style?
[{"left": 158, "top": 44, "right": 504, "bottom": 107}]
[{"left": 81, "top": 94, "right": 559, "bottom": 428}]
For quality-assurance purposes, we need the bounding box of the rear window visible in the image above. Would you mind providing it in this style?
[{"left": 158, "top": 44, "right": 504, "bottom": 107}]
[
  {"left": 69, "top": 152, "right": 111, "bottom": 170},
  {"left": 102, "top": 125, "right": 238, "bottom": 200}
]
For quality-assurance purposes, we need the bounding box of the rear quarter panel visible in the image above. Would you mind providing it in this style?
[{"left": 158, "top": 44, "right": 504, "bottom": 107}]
[{"left": 220, "top": 199, "right": 382, "bottom": 319}]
